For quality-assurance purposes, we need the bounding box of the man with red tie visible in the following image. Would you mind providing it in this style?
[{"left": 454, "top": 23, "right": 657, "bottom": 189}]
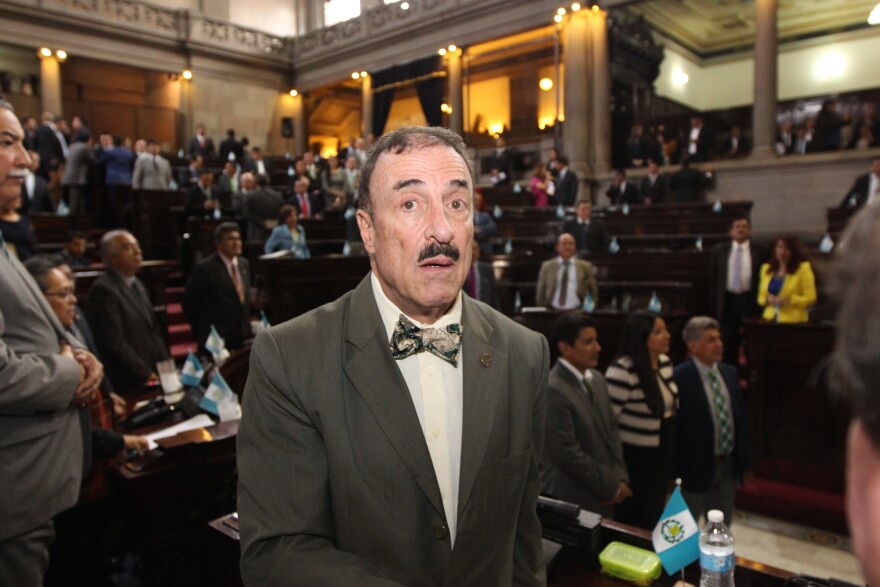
[{"left": 183, "top": 222, "right": 252, "bottom": 355}]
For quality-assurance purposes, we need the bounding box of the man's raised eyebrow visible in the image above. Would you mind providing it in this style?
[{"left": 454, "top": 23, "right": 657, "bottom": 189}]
[
  {"left": 1, "top": 129, "right": 22, "bottom": 140},
  {"left": 392, "top": 178, "right": 425, "bottom": 191}
]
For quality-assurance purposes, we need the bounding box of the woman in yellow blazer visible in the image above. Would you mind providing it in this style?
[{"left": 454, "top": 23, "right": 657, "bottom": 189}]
[{"left": 757, "top": 236, "right": 817, "bottom": 323}]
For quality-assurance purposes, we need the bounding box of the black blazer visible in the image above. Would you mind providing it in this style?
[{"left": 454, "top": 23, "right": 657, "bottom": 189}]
[
  {"left": 562, "top": 218, "right": 610, "bottom": 253},
  {"left": 20, "top": 175, "right": 53, "bottom": 214},
  {"left": 710, "top": 241, "right": 768, "bottom": 319},
  {"left": 182, "top": 253, "right": 251, "bottom": 354},
  {"left": 673, "top": 360, "right": 750, "bottom": 493},
  {"left": 464, "top": 261, "right": 498, "bottom": 309},
  {"left": 185, "top": 183, "right": 213, "bottom": 217},
  {"left": 606, "top": 182, "right": 641, "bottom": 206},
  {"left": 85, "top": 270, "right": 169, "bottom": 394},
  {"left": 639, "top": 174, "right": 669, "bottom": 203},
  {"left": 188, "top": 135, "right": 216, "bottom": 158},
  {"left": 555, "top": 169, "right": 579, "bottom": 206},
  {"left": 34, "top": 124, "right": 65, "bottom": 177}
]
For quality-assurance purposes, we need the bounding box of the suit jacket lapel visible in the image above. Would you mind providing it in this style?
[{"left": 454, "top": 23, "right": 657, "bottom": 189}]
[
  {"left": 112, "top": 271, "right": 154, "bottom": 328},
  {"left": 343, "top": 278, "right": 445, "bottom": 518},
  {"left": 457, "top": 298, "right": 501, "bottom": 519}
]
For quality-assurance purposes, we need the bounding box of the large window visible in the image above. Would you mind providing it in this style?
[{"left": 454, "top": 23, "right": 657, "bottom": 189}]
[{"left": 324, "top": 0, "right": 360, "bottom": 26}]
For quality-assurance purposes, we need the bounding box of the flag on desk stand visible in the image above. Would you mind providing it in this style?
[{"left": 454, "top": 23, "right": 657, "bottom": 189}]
[
  {"left": 180, "top": 351, "right": 205, "bottom": 387},
  {"left": 205, "top": 325, "right": 230, "bottom": 365},
  {"left": 581, "top": 292, "right": 595, "bottom": 313},
  {"left": 652, "top": 481, "right": 700, "bottom": 575},
  {"left": 199, "top": 370, "right": 240, "bottom": 421},
  {"left": 648, "top": 291, "right": 662, "bottom": 314},
  {"left": 260, "top": 311, "right": 271, "bottom": 329}
]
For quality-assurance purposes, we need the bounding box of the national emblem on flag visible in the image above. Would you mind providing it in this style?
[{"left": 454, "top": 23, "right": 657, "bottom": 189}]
[
  {"left": 652, "top": 485, "right": 700, "bottom": 575},
  {"left": 199, "top": 370, "right": 234, "bottom": 416},
  {"left": 180, "top": 351, "right": 205, "bottom": 387},
  {"left": 205, "top": 325, "right": 225, "bottom": 356}
]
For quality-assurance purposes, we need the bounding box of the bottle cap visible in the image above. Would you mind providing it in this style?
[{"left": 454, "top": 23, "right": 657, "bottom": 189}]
[{"left": 707, "top": 509, "right": 724, "bottom": 523}]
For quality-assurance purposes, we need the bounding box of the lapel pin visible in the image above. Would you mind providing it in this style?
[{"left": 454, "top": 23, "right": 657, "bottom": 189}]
[{"left": 481, "top": 353, "right": 492, "bottom": 367}]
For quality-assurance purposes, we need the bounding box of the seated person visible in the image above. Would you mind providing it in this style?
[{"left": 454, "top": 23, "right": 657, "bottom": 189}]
[
  {"left": 264, "top": 205, "right": 310, "bottom": 258},
  {"left": 536, "top": 233, "right": 598, "bottom": 310},
  {"left": 57, "top": 229, "right": 91, "bottom": 267},
  {"left": 85, "top": 230, "right": 170, "bottom": 394},
  {"left": 184, "top": 169, "right": 218, "bottom": 217},
  {"left": 757, "top": 235, "right": 816, "bottom": 323},
  {"left": 562, "top": 200, "right": 609, "bottom": 253},
  {"left": 605, "top": 169, "right": 641, "bottom": 206}
]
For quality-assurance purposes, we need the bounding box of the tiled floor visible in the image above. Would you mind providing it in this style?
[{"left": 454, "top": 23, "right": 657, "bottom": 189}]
[{"left": 732, "top": 510, "right": 863, "bottom": 584}]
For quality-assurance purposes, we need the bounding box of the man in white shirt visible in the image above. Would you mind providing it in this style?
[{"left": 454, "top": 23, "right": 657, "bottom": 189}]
[
  {"left": 710, "top": 216, "right": 768, "bottom": 365},
  {"left": 542, "top": 312, "right": 631, "bottom": 517},
  {"left": 238, "top": 125, "right": 548, "bottom": 586},
  {"left": 535, "top": 233, "right": 598, "bottom": 311}
]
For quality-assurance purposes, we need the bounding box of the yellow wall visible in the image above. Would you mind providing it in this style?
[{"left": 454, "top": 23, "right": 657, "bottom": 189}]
[
  {"left": 468, "top": 76, "right": 510, "bottom": 135},
  {"left": 383, "top": 94, "right": 428, "bottom": 133}
]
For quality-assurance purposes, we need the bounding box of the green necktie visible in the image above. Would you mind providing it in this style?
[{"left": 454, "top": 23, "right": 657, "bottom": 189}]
[
  {"left": 709, "top": 369, "right": 733, "bottom": 454},
  {"left": 582, "top": 376, "right": 598, "bottom": 410}
]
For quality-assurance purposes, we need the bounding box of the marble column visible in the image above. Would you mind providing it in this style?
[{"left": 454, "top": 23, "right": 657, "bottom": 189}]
[
  {"left": 292, "top": 93, "right": 308, "bottom": 155},
  {"left": 589, "top": 8, "right": 611, "bottom": 175},
  {"left": 447, "top": 51, "right": 463, "bottom": 135},
  {"left": 361, "top": 74, "right": 373, "bottom": 138},
  {"left": 562, "top": 10, "right": 592, "bottom": 182},
  {"left": 39, "top": 56, "right": 63, "bottom": 117},
  {"left": 751, "top": 0, "right": 777, "bottom": 159}
]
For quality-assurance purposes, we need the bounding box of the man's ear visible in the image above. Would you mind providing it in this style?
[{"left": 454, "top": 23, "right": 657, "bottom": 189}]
[
  {"left": 356, "top": 209, "right": 375, "bottom": 255},
  {"left": 557, "top": 340, "right": 571, "bottom": 359}
]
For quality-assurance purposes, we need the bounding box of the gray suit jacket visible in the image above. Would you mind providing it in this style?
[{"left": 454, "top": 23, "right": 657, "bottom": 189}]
[
  {"left": 541, "top": 363, "right": 628, "bottom": 518},
  {"left": 61, "top": 141, "right": 94, "bottom": 187},
  {"left": 132, "top": 155, "right": 173, "bottom": 190},
  {"left": 535, "top": 257, "right": 598, "bottom": 309},
  {"left": 238, "top": 275, "right": 548, "bottom": 586},
  {"left": 0, "top": 249, "right": 83, "bottom": 540}
]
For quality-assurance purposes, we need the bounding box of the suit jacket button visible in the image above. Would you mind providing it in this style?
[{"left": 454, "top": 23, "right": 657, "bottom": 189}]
[{"left": 433, "top": 524, "right": 449, "bottom": 540}]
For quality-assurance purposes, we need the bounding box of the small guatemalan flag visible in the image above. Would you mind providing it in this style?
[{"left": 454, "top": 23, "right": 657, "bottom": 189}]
[
  {"left": 180, "top": 351, "right": 205, "bottom": 387},
  {"left": 652, "top": 484, "right": 700, "bottom": 575}
]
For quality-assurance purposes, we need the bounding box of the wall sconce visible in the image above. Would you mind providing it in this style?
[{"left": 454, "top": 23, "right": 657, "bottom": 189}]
[
  {"left": 440, "top": 103, "right": 452, "bottom": 114},
  {"left": 672, "top": 68, "right": 689, "bottom": 87},
  {"left": 869, "top": 2, "right": 880, "bottom": 24},
  {"left": 182, "top": 69, "right": 193, "bottom": 80},
  {"left": 400, "top": 1, "right": 410, "bottom": 9},
  {"left": 289, "top": 89, "right": 298, "bottom": 97},
  {"left": 539, "top": 77, "right": 554, "bottom": 92},
  {"left": 352, "top": 72, "right": 361, "bottom": 79}
]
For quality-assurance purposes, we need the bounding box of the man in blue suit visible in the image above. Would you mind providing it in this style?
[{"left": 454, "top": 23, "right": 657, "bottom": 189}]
[{"left": 673, "top": 316, "right": 750, "bottom": 524}]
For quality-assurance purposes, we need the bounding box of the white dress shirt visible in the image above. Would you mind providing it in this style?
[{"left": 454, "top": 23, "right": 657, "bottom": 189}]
[
  {"left": 726, "top": 241, "right": 752, "bottom": 294},
  {"left": 371, "top": 272, "right": 463, "bottom": 545}
]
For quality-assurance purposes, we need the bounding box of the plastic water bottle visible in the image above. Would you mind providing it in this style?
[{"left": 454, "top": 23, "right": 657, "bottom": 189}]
[{"left": 699, "top": 510, "right": 734, "bottom": 587}]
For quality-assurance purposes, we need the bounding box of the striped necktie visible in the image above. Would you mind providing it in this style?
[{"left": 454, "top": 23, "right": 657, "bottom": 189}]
[{"left": 708, "top": 369, "right": 733, "bottom": 454}]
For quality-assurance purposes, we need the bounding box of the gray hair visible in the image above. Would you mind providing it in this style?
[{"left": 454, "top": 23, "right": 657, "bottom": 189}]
[
  {"left": 357, "top": 126, "right": 474, "bottom": 217},
  {"left": 682, "top": 316, "right": 721, "bottom": 343},
  {"left": 0, "top": 94, "right": 13, "bottom": 112},
  {"left": 23, "top": 256, "right": 57, "bottom": 292},
  {"left": 831, "top": 204, "right": 880, "bottom": 448},
  {"left": 100, "top": 229, "right": 135, "bottom": 263}
]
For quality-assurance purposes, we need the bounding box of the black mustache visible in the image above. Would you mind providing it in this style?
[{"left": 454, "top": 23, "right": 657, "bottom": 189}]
[{"left": 417, "top": 242, "right": 460, "bottom": 263}]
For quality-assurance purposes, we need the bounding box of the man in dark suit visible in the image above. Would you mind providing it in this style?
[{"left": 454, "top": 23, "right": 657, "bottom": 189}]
[
  {"left": 489, "top": 136, "right": 513, "bottom": 186},
  {"left": 183, "top": 222, "right": 251, "bottom": 354},
  {"left": 669, "top": 157, "right": 706, "bottom": 202},
  {"left": 685, "top": 116, "right": 713, "bottom": 162},
  {"left": 85, "top": 230, "right": 169, "bottom": 395},
  {"left": 674, "top": 317, "right": 750, "bottom": 524},
  {"left": 555, "top": 155, "right": 579, "bottom": 206},
  {"left": 542, "top": 312, "right": 631, "bottom": 517},
  {"left": 464, "top": 240, "right": 498, "bottom": 309},
  {"left": 563, "top": 200, "right": 609, "bottom": 253},
  {"left": 605, "top": 168, "right": 642, "bottom": 206},
  {"left": 219, "top": 128, "right": 244, "bottom": 162},
  {"left": 184, "top": 169, "right": 218, "bottom": 217},
  {"left": 20, "top": 151, "right": 54, "bottom": 213},
  {"left": 472, "top": 190, "right": 496, "bottom": 257},
  {"left": 241, "top": 174, "right": 284, "bottom": 240},
  {"left": 238, "top": 126, "right": 547, "bottom": 586},
  {"left": 639, "top": 160, "right": 668, "bottom": 204},
  {"left": 710, "top": 216, "right": 768, "bottom": 366},
  {"left": 33, "top": 111, "right": 67, "bottom": 179},
  {"left": 178, "top": 154, "right": 204, "bottom": 187},
  {"left": 187, "top": 123, "right": 215, "bottom": 158},
  {"left": 213, "top": 161, "right": 238, "bottom": 208},
  {"left": 289, "top": 177, "right": 322, "bottom": 219},
  {"left": 721, "top": 126, "right": 750, "bottom": 159},
  {"left": 243, "top": 146, "right": 271, "bottom": 178},
  {"left": 0, "top": 98, "right": 103, "bottom": 585},
  {"left": 839, "top": 157, "right": 880, "bottom": 210}
]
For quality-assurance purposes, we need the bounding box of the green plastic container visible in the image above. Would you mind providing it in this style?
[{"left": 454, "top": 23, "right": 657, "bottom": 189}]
[{"left": 598, "top": 541, "right": 663, "bottom": 586}]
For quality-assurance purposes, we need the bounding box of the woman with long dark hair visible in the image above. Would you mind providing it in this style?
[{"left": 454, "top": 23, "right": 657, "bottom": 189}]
[
  {"left": 605, "top": 310, "right": 677, "bottom": 529},
  {"left": 757, "top": 235, "right": 816, "bottom": 323}
]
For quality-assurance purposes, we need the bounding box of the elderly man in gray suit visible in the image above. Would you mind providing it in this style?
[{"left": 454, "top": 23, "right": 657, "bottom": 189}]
[
  {"left": 132, "top": 139, "right": 172, "bottom": 190},
  {"left": 541, "top": 312, "right": 631, "bottom": 518},
  {"left": 0, "top": 96, "right": 103, "bottom": 586},
  {"left": 238, "top": 126, "right": 548, "bottom": 586}
]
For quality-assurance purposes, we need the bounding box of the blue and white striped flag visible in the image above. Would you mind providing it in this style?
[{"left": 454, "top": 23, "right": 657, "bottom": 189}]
[
  {"left": 652, "top": 486, "right": 699, "bottom": 575},
  {"left": 199, "top": 370, "right": 234, "bottom": 416},
  {"left": 180, "top": 351, "right": 205, "bottom": 387},
  {"left": 581, "top": 292, "right": 595, "bottom": 313},
  {"left": 205, "top": 325, "right": 225, "bottom": 356},
  {"left": 260, "top": 311, "right": 271, "bottom": 329},
  {"left": 648, "top": 291, "right": 662, "bottom": 314}
]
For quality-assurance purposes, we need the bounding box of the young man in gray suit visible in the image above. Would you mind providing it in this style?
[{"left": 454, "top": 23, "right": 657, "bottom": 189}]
[
  {"left": 0, "top": 96, "right": 103, "bottom": 586},
  {"left": 542, "top": 312, "right": 631, "bottom": 518},
  {"left": 238, "top": 126, "right": 548, "bottom": 586}
]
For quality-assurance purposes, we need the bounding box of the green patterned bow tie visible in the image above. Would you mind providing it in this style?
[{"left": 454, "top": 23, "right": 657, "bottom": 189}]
[{"left": 390, "top": 315, "right": 462, "bottom": 367}]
